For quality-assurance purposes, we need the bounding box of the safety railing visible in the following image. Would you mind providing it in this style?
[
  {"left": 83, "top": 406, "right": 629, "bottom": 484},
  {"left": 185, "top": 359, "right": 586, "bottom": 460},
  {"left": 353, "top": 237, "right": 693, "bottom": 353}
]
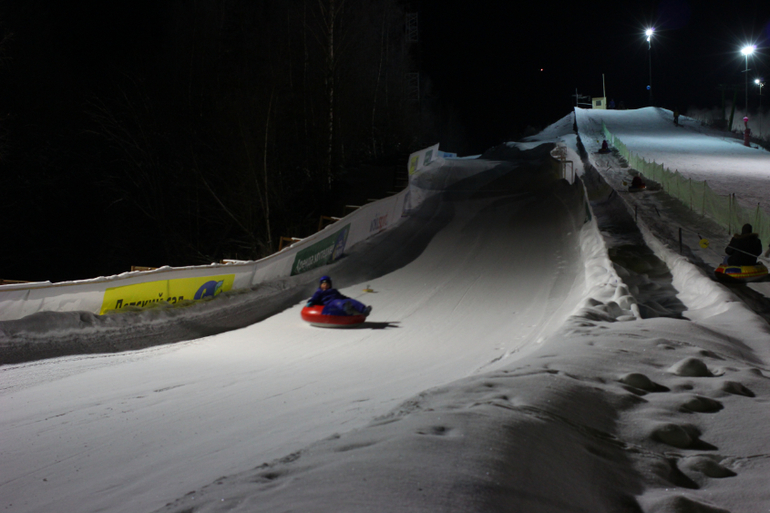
[{"left": 602, "top": 121, "right": 770, "bottom": 244}]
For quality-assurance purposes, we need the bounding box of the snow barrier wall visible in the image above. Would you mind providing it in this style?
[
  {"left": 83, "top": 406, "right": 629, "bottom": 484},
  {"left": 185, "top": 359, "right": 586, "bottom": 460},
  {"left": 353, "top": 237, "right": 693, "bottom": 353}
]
[
  {"left": 602, "top": 122, "right": 770, "bottom": 245},
  {"left": 0, "top": 144, "right": 466, "bottom": 322}
]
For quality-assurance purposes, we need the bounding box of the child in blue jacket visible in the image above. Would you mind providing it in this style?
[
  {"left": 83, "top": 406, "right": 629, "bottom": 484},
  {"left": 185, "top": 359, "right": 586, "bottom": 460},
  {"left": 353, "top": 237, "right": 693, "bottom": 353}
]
[{"left": 307, "top": 276, "right": 372, "bottom": 317}]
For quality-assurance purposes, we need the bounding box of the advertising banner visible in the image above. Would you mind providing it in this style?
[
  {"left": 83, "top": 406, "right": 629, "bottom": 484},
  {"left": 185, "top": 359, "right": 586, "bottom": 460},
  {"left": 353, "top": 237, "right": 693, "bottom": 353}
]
[
  {"left": 100, "top": 274, "right": 235, "bottom": 314},
  {"left": 290, "top": 224, "right": 350, "bottom": 276},
  {"left": 368, "top": 211, "right": 389, "bottom": 235},
  {"left": 1, "top": 144, "right": 479, "bottom": 322},
  {"left": 408, "top": 143, "right": 440, "bottom": 176}
]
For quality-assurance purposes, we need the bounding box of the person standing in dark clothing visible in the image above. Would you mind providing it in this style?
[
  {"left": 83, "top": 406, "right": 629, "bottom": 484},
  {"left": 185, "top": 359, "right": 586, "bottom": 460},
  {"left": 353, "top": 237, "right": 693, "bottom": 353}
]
[{"left": 725, "top": 224, "right": 762, "bottom": 265}]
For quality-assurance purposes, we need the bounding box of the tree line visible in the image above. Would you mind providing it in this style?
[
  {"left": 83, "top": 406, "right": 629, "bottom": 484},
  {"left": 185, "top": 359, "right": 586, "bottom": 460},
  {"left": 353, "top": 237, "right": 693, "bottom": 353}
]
[{"left": 1, "top": 0, "right": 447, "bottom": 282}]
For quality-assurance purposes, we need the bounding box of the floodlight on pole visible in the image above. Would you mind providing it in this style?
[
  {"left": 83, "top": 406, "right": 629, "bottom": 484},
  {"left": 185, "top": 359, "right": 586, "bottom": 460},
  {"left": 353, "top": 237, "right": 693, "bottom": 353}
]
[
  {"left": 741, "top": 45, "right": 756, "bottom": 116},
  {"left": 646, "top": 28, "right": 654, "bottom": 106},
  {"left": 756, "top": 78, "right": 765, "bottom": 138}
]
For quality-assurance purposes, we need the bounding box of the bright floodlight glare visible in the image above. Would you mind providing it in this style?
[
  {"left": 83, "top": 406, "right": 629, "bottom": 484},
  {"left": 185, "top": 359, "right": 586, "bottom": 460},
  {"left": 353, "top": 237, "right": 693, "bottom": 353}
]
[
  {"left": 741, "top": 45, "right": 756, "bottom": 56},
  {"left": 758, "top": 79, "right": 762, "bottom": 84},
  {"left": 645, "top": 28, "right": 654, "bottom": 36}
]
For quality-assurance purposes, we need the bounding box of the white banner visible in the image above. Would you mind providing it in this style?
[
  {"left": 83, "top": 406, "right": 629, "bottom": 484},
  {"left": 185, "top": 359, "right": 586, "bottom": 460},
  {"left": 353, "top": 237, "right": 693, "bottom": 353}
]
[{"left": 0, "top": 145, "right": 476, "bottom": 322}]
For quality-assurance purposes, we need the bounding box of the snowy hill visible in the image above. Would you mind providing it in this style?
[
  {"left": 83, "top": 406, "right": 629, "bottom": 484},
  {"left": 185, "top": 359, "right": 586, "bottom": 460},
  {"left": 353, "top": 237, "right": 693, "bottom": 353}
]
[{"left": 2, "top": 108, "right": 770, "bottom": 513}]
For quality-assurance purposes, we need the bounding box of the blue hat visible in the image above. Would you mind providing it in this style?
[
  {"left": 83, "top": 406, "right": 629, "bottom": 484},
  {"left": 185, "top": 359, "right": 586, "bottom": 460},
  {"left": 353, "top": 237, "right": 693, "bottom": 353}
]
[{"left": 319, "top": 276, "right": 332, "bottom": 286}]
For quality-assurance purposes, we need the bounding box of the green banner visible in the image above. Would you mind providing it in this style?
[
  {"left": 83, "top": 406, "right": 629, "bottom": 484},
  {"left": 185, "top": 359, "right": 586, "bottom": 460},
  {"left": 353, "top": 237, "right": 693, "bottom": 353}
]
[{"left": 291, "top": 224, "right": 350, "bottom": 276}]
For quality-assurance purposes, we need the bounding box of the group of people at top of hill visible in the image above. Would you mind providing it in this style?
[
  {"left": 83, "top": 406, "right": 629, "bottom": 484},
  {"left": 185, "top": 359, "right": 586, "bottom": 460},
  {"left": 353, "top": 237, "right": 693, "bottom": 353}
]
[{"left": 724, "top": 223, "right": 770, "bottom": 266}]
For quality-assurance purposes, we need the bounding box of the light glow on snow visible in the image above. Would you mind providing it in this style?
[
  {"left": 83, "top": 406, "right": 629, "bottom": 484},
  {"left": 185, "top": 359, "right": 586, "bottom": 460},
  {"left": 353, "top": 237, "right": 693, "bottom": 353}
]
[{"left": 2, "top": 108, "right": 770, "bottom": 513}]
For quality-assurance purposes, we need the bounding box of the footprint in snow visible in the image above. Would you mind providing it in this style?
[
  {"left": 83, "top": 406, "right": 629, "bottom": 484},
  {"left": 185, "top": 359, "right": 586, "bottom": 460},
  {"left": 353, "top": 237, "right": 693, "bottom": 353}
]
[
  {"left": 640, "top": 493, "right": 731, "bottom": 513},
  {"left": 679, "top": 395, "right": 724, "bottom": 413},
  {"left": 618, "top": 372, "right": 669, "bottom": 394},
  {"left": 416, "top": 425, "right": 454, "bottom": 437},
  {"left": 680, "top": 454, "right": 736, "bottom": 478},
  {"left": 651, "top": 422, "right": 716, "bottom": 450},
  {"left": 716, "top": 380, "right": 755, "bottom": 397},
  {"left": 648, "top": 458, "right": 698, "bottom": 489},
  {"left": 668, "top": 357, "right": 712, "bottom": 377}
]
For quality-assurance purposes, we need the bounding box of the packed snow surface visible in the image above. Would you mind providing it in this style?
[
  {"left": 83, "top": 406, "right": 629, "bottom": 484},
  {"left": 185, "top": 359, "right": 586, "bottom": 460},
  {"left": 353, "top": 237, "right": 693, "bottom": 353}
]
[
  {"left": 2, "top": 108, "right": 770, "bottom": 513},
  {"left": 578, "top": 107, "right": 770, "bottom": 214}
]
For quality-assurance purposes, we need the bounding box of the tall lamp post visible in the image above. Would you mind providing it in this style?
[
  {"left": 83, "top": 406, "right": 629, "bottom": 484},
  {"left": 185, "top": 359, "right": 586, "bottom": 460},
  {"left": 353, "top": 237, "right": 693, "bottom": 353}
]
[
  {"left": 741, "top": 45, "right": 755, "bottom": 116},
  {"left": 756, "top": 78, "right": 765, "bottom": 138},
  {"left": 646, "top": 28, "right": 654, "bottom": 106}
]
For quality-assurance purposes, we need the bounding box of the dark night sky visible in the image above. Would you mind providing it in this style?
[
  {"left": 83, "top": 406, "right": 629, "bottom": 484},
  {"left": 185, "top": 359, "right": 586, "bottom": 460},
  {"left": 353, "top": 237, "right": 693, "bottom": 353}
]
[
  {"left": 420, "top": 0, "right": 770, "bottom": 151},
  {"left": 3, "top": 0, "right": 770, "bottom": 152}
]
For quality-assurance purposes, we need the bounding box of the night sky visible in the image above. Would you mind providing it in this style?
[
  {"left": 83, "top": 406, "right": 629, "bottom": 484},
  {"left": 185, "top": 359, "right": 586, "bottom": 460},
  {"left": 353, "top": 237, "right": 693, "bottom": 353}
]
[
  {"left": 3, "top": 0, "right": 770, "bottom": 151},
  {"left": 420, "top": 0, "right": 770, "bottom": 151}
]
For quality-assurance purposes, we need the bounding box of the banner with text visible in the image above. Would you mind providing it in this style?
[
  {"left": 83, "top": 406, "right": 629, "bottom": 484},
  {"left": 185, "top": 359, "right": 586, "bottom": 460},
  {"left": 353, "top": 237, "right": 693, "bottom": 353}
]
[
  {"left": 290, "top": 224, "right": 350, "bottom": 276},
  {"left": 408, "top": 143, "right": 440, "bottom": 176},
  {"left": 0, "top": 144, "right": 497, "bottom": 322},
  {"left": 100, "top": 274, "right": 235, "bottom": 314}
]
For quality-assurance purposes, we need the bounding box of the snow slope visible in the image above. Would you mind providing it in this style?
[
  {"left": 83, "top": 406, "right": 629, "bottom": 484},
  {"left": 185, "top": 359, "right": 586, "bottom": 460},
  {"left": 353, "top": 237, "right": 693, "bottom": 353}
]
[
  {"left": 2, "top": 110, "right": 770, "bottom": 513},
  {"left": 576, "top": 107, "right": 770, "bottom": 308},
  {"left": 0, "top": 151, "right": 601, "bottom": 512},
  {"left": 577, "top": 107, "right": 770, "bottom": 214}
]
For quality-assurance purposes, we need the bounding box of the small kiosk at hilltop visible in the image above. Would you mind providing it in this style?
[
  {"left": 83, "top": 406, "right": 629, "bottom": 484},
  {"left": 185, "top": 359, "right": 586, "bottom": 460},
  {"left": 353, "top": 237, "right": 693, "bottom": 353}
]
[{"left": 592, "top": 97, "right": 607, "bottom": 109}]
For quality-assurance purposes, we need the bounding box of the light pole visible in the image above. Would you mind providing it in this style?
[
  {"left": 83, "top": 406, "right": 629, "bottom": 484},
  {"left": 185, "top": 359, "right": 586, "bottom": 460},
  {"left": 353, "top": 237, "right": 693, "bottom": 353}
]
[
  {"left": 646, "top": 28, "right": 654, "bottom": 106},
  {"left": 741, "top": 45, "right": 755, "bottom": 116},
  {"left": 756, "top": 78, "right": 765, "bottom": 138}
]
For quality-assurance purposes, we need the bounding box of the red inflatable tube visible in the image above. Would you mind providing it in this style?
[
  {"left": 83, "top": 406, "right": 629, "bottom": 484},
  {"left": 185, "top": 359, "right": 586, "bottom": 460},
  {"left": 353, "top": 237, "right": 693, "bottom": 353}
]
[{"left": 301, "top": 305, "right": 366, "bottom": 328}]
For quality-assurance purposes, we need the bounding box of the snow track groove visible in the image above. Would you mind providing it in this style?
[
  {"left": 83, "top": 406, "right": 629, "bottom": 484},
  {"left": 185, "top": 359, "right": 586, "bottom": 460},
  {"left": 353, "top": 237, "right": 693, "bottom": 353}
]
[{"left": 0, "top": 149, "right": 594, "bottom": 513}]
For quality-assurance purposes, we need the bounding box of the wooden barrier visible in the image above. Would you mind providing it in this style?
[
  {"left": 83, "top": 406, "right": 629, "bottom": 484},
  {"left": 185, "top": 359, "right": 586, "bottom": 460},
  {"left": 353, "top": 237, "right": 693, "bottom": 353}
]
[
  {"left": 278, "top": 236, "right": 303, "bottom": 251},
  {"left": 0, "top": 279, "right": 30, "bottom": 285},
  {"left": 318, "top": 215, "right": 341, "bottom": 232}
]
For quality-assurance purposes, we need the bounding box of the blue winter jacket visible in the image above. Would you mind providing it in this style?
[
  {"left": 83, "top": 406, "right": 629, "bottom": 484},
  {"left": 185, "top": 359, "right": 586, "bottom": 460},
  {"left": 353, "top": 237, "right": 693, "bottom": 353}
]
[{"left": 308, "top": 288, "right": 349, "bottom": 306}]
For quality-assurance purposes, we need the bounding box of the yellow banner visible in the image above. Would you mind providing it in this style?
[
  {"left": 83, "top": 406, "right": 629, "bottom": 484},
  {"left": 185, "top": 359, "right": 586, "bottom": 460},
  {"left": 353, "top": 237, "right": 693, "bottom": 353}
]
[
  {"left": 100, "top": 274, "right": 235, "bottom": 314},
  {"left": 408, "top": 154, "right": 420, "bottom": 175}
]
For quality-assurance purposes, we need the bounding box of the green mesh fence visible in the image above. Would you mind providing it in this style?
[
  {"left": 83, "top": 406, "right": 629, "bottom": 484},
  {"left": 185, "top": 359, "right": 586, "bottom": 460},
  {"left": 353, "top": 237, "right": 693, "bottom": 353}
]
[{"left": 602, "top": 121, "right": 770, "bottom": 244}]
